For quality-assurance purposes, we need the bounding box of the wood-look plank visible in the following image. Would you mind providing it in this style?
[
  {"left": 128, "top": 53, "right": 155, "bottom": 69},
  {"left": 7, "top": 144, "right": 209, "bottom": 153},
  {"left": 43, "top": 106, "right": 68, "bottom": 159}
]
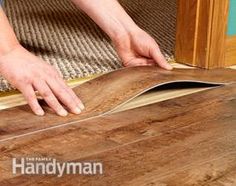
[
  {"left": 0, "top": 83, "right": 235, "bottom": 185},
  {"left": 0, "top": 67, "right": 235, "bottom": 142},
  {"left": 0, "top": 62, "right": 192, "bottom": 110},
  {"left": 2, "top": 62, "right": 236, "bottom": 112}
]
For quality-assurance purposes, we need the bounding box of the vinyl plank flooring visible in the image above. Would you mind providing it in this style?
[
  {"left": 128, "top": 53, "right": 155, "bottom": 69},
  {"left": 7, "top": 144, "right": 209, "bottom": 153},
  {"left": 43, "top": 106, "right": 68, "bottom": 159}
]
[
  {"left": 0, "top": 83, "right": 235, "bottom": 185},
  {"left": 0, "top": 66, "right": 236, "bottom": 141},
  {"left": 0, "top": 62, "right": 234, "bottom": 110}
]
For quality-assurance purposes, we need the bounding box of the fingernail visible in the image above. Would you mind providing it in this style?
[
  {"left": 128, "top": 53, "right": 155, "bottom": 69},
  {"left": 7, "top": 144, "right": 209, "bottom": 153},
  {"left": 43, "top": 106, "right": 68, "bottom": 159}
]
[
  {"left": 74, "top": 107, "right": 81, "bottom": 115},
  {"left": 36, "top": 109, "right": 45, "bottom": 116},
  {"left": 167, "top": 65, "right": 173, "bottom": 70},
  {"left": 58, "top": 109, "right": 68, "bottom": 117},
  {"left": 79, "top": 103, "right": 85, "bottom": 110}
]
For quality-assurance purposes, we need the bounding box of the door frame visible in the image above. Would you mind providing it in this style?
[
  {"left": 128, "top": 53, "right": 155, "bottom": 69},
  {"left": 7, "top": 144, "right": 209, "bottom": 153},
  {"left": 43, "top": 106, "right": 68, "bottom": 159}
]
[{"left": 175, "top": 0, "right": 236, "bottom": 69}]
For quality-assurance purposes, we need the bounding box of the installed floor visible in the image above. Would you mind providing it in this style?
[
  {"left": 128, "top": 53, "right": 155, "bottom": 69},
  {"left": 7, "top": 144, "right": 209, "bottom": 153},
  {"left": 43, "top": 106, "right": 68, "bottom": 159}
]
[{"left": 0, "top": 66, "right": 236, "bottom": 185}]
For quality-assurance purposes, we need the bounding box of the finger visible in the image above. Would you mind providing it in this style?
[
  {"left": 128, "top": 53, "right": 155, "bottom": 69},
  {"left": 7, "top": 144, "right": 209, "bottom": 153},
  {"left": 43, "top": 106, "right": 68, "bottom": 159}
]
[
  {"left": 126, "top": 58, "right": 156, "bottom": 67},
  {"left": 52, "top": 71, "right": 83, "bottom": 109},
  {"left": 47, "top": 78, "right": 82, "bottom": 114},
  {"left": 20, "top": 85, "right": 45, "bottom": 116},
  {"left": 150, "top": 47, "right": 173, "bottom": 70},
  {"left": 56, "top": 78, "right": 84, "bottom": 110},
  {"left": 33, "top": 81, "right": 68, "bottom": 117},
  {"left": 146, "top": 59, "right": 158, "bottom": 65}
]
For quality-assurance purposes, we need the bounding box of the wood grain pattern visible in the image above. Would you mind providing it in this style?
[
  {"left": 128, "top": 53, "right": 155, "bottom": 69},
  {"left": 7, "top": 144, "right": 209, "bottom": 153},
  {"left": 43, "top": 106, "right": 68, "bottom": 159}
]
[
  {"left": 2, "top": 62, "right": 235, "bottom": 112},
  {"left": 175, "top": 0, "right": 198, "bottom": 64},
  {"left": 0, "top": 63, "right": 195, "bottom": 112},
  {"left": 225, "top": 36, "right": 236, "bottom": 66},
  {"left": 193, "top": 0, "right": 211, "bottom": 67},
  {"left": 0, "top": 83, "right": 235, "bottom": 185},
  {"left": 206, "top": 0, "right": 229, "bottom": 68},
  {"left": 176, "top": 0, "right": 230, "bottom": 69},
  {"left": 0, "top": 67, "right": 236, "bottom": 142}
]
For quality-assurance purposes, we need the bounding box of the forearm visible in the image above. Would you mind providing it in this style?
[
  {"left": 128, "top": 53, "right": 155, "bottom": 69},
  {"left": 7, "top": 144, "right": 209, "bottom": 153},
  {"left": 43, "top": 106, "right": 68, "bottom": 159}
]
[
  {"left": 71, "top": 0, "right": 139, "bottom": 42},
  {"left": 0, "top": 7, "right": 19, "bottom": 57}
]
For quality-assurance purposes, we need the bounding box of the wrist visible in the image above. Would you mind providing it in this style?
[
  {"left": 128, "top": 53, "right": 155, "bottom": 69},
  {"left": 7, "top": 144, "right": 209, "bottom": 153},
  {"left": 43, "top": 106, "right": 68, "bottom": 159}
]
[
  {"left": 0, "top": 43, "right": 21, "bottom": 74},
  {"left": 111, "top": 25, "right": 141, "bottom": 47},
  {"left": 0, "top": 41, "right": 20, "bottom": 59},
  {"left": 111, "top": 24, "right": 139, "bottom": 42}
]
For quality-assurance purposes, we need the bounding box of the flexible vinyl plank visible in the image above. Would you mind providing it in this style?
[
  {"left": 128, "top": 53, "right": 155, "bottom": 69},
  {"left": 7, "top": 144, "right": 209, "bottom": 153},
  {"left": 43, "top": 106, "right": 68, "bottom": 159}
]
[
  {"left": 112, "top": 85, "right": 212, "bottom": 113},
  {"left": 0, "top": 86, "right": 210, "bottom": 112},
  {"left": 0, "top": 63, "right": 192, "bottom": 110},
  {"left": 0, "top": 83, "right": 235, "bottom": 185},
  {"left": 0, "top": 66, "right": 235, "bottom": 141},
  {"left": 1, "top": 62, "right": 234, "bottom": 110},
  {"left": 0, "top": 75, "right": 99, "bottom": 110}
]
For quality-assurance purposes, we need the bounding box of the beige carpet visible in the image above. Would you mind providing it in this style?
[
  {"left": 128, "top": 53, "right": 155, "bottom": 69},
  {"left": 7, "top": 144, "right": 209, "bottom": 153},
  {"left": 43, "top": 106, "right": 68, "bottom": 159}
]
[{"left": 0, "top": 0, "right": 176, "bottom": 91}]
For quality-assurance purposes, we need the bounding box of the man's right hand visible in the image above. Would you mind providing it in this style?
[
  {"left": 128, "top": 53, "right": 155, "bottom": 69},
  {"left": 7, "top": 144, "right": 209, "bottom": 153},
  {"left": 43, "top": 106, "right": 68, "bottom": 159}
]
[{"left": 0, "top": 45, "right": 84, "bottom": 116}]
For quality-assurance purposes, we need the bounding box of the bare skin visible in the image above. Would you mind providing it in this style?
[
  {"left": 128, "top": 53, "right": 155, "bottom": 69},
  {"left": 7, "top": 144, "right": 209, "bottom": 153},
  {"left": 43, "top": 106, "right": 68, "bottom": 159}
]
[{"left": 0, "top": 1, "right": 172, "bottom": 116}]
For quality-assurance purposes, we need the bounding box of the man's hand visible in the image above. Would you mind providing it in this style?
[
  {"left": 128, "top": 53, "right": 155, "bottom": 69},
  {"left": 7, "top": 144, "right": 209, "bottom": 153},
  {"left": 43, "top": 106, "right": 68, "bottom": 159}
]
[
  {"left": 113, "top": 28, "right": 173, "bottom": 70},
  {"left": 0, "top": 45, "right": 84, "bottom": 116}
]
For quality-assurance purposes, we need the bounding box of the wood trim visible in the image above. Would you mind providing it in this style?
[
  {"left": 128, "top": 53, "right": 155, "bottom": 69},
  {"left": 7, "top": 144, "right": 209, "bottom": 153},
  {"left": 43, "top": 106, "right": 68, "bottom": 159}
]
[
  {"left": 194, "top": 0, "right": 212, "bottom": 67},
  {"left": 175, "top": 0, "right": 230, "bottom": 69},
  {"left": 225, "top": 36, "right": 236, "bottom": 66},
  {"left": 175, "top": 0, "right": 198, "bottom": 64},
  {"left": 206, "top": 0, "right": 229, "bottom": 68}
]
